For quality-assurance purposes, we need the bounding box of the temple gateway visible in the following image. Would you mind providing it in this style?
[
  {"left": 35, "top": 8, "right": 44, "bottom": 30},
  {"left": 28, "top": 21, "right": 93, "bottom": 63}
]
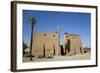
[{"left": 31, "top": 26, "right": 84, "bottom": 58}]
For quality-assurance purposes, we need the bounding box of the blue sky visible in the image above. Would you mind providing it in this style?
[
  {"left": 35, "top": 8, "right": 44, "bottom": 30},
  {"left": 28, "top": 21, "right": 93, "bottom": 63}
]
[{"left": 23, "top": 10, "right": 91, "bottom": 48}]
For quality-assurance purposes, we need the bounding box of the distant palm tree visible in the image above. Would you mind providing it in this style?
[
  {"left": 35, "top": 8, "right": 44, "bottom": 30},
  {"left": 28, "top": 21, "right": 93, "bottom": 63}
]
[
  {"left": 23, "top": 41, "right": 28, "bottom": 56},
  {"left": 28, "top": 17, "right": 36, "bottom": 61}
]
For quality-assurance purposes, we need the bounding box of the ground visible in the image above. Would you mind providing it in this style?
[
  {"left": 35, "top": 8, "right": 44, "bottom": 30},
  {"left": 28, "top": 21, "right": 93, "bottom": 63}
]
[{"left": 23, "top": 51, "right": 90, "bottom": 62}]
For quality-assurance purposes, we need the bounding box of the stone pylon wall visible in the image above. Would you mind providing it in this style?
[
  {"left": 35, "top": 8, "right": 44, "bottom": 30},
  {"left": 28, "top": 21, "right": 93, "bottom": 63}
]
[
  {"left": 32, "top": 32, "right": 60, "bottom": 58},
  {"left": 63, "top": 33, "right": 84, "bottom": 56}
]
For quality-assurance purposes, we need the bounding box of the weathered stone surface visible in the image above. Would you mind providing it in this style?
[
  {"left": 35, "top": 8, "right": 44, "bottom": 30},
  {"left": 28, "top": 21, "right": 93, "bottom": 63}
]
[
  {"left": 32, "top": 26, "right": 60, "bottom": 58},
  {"left": 31, "top": 27, "right": 84, "bottom": 58},
  {"left": 63, "top": 33, "right": 84, "bottom": 56}
]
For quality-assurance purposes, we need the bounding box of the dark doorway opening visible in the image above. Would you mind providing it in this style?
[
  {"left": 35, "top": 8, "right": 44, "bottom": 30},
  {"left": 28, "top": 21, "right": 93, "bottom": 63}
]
[{"left": 60, "top": 45, "right": 64, "bottom": 55}]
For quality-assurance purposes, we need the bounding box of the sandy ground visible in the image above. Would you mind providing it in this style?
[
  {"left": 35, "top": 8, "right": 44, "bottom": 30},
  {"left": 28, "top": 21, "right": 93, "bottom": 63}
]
[{"left": 23, "top": 51, "right": 90, "bottom": 62}]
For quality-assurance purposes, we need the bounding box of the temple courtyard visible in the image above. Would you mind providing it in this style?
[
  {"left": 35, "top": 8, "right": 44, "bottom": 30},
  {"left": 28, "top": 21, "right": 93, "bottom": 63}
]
[{"left": 23, "top": 50, "right": 90, "bottom": 62}]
